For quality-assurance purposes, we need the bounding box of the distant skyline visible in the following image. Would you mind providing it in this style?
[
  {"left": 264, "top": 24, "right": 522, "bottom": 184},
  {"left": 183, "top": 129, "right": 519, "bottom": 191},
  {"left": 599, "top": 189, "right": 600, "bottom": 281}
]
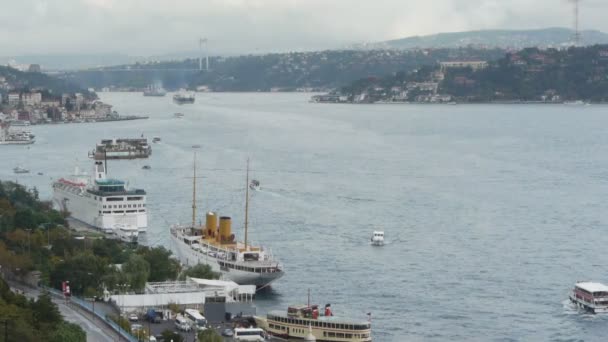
[{"left": 0, "top": 0, "right": 607, "bottom": 56}]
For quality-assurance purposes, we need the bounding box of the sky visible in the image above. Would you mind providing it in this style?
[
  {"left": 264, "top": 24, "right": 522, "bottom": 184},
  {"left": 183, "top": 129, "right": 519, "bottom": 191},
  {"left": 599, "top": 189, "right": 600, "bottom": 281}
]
[{"left": 0, "top": 0, "right": 606, "bottom": 56}]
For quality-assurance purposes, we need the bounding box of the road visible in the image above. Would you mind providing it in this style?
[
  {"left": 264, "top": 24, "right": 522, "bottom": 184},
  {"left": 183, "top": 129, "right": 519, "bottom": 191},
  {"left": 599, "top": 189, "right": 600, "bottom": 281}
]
[{"left": 8, "top": 282, "right": 119, "bottom": 342}]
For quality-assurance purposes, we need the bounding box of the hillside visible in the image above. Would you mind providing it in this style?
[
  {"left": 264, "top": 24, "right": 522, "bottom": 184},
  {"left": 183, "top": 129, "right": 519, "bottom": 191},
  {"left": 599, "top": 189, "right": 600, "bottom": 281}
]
[
  {"left": 0, "top": 66, "right": 94, "bottom": 99},
  {"left": 323, "top": 45, "right": 608, "bottom": 103},
  {"left": 67, "top": 48, "right": 505, "bottom": 92},
  {"left": 364, "top": 28, "right": 608, "bottom": 50}
]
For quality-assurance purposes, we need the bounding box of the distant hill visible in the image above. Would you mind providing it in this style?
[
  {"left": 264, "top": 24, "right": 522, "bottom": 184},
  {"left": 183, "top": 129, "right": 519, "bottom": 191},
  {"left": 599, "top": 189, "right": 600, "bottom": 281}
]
[
  {"left": 362, "top": 28, "right": 608, "bottom": 50},
  {"left": 67, "top": 48, "right": 505, "bottom": 92},
  {"left": 0, "top": 65, "right": 94, "bottom": 99}
]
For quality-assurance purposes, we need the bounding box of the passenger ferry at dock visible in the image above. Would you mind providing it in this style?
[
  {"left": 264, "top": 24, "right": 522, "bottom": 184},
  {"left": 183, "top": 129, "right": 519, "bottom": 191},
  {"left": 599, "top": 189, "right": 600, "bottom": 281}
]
[
  {"left": 255, "top": 304, "right": 372, "bottom": 342},
  {"left": 170, "top": 158, "right": 283, "bottom": 287},
  {"left": 569, "top": 282, "right": 608, "bottom": 313},
  {"left": 52, "top": 160, "right": 147, "bottom": 232}
]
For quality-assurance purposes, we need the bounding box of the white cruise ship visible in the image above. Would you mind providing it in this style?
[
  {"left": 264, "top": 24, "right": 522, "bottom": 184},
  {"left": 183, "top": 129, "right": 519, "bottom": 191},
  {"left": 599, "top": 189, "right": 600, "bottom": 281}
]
[
  {"left": 52, "top": 160, "right": 147, "bottom": 231},
  {"left": 170, "top": 159, "right": 283, "bottom": 288}
]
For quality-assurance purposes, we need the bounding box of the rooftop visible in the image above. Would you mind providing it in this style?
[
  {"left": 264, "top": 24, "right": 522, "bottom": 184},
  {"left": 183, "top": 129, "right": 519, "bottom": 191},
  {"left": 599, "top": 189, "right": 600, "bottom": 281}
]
[{"left": 575, "top": 282, "right": 608, "bottom": 293}]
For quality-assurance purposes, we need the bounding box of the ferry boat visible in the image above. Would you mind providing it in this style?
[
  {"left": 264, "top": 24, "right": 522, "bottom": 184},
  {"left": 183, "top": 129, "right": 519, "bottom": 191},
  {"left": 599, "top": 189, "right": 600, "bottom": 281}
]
[
  {"left": 170, "top": 158, "right": 283, "bottom": 287},
  {"left": 370, "top": 231, "right": 384, "bottom": 246},
  {"left": 52, "top": 160, "right": 148, "bottom": 231},
  {"left": 13, "top": 166, "right": 30, "bottom": 174},
  {"left": 0, "top": 123, "right": 35, "bottom": 145},
  {"left": 569, "top": 282, "right": 608, "bottom": 313},
  {"left": 90, "top": 138, "right": 151, "bottom": 159},
  {"left": 255, "top": 304, "right": 372, "bottom": 342},
  {"left": 173, "top": 91, "right": 195, "bottom": 104}
]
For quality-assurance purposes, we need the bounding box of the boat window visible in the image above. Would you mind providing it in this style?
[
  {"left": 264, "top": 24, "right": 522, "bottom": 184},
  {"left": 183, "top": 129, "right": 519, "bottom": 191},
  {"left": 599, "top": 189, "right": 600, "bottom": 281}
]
[
  {"left": 127, "top": 196, "right": 143, "bottom": 201},
  {"left": 114, "top": 211, "right": 124, "bottom": 214},
  {"left": 107, "top": 197, "right": 123, "bottom": 201}
]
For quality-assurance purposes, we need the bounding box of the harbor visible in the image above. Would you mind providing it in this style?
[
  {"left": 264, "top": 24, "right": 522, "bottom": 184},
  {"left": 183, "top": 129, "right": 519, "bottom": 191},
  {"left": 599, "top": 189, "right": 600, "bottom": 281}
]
[{"left": 4, "top": 92, "right": 608, "bottom": 341}]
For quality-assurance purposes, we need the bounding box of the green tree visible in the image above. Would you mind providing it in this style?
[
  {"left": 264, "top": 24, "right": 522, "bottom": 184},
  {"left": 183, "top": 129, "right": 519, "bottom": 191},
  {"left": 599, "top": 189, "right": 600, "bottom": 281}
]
[
  {"left": 161, "top": 329, "right": 184, "bottom": 342},
  {"left": 31, "top": 290, "right": 62, "bottom": 328},
  {"left": 122, "top": 254, "right": 150, "bottom": 291},
  {"left": 49, "top": 322, "right": 86, "bottom": 342},
  {"left": 178, "top": 264, "right": 219, "bottom": 281},
  {"left": 198, "top": 329, "right": 223, "bottom": 342},
  {"left": 138, "top": 246, "right": 180, "bottom": 282}
]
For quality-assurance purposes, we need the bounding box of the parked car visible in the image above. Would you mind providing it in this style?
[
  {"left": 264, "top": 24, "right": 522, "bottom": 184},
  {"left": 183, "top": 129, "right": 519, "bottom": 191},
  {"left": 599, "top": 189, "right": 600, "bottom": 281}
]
[
  {"left": 145, "top": 309, "right": 161, "bottom": 323},
  {"left": 128, "top": 314, "right": 139, "bottom": 322},
  {"left": 131, "top": 324, "right": 143, "bottom": 333},
  {"left": 175, "top": 315, "right": 191, "bottom": 332},
  {"left": 222, "top": 328, "right": 234, "bottom": 337}
]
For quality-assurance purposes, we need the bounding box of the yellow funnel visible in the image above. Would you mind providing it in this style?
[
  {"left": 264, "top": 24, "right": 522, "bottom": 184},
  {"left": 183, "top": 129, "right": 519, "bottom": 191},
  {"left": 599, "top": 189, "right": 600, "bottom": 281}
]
[
  {"left": 205, "top": 212, "right": 217, "bottom": 238},
  {"left": 219, "top": 216, "right": 232, "bottom": 243}
]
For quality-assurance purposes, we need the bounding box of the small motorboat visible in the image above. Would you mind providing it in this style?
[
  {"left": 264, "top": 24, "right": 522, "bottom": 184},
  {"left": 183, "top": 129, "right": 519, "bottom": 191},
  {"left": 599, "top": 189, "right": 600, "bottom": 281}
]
[
  {"left": 371, "top": 231, "right": 384, "bottom": 246},
  {"left": 249, "top": 179, "right": 260, "bottom": 191},
  {"left": 13, "top": 166, "right": 30, "bottom": 174},
  {"left": 142, "top": 165, "right": 151, "bottom": 170},
  {"left": 152, "top": 137, "right": 161, "bottom": 143},
  {"left": 174, "top": 113, "right": 184, "bottom": 118},
  {"left": 37, "top": 172, "right": 44, "bottom": 176}
]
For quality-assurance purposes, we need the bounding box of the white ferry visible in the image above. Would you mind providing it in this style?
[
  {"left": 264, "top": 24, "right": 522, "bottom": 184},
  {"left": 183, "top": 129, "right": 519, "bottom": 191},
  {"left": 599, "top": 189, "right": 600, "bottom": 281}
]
[
  {"left": 0, "top": 123, "right": 35, "bottom": 145},
  {"left": 370, "top": 231, "right": 384, "bottom": 246},
  {"left": 170, "top": 159, "right": 283, "bottom": 287},
  {"left": 173, "top": 90, "right": 195, "bottom": 104},
  {"left": 52, "top": 160, "right": 147, "bottom": 231},
  {"left": 255, "top": 304, "right": 372, "bottom": 342},
  {"left": 569, "top": 282, "right": 608, "bottom": 313},
  {"left": 90, "top": 138, "right": 151, "bottom": 159}
]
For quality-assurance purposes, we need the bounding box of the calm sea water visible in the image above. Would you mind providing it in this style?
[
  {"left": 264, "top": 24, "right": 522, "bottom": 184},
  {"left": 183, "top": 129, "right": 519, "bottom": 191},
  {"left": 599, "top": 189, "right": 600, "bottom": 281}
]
[{"left": 3, "top": 93, "right": 608, "bottom": 341}]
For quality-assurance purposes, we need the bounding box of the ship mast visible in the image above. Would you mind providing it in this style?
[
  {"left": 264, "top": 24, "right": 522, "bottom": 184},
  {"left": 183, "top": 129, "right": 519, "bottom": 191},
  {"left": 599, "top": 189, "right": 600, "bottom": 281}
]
[
  {"left": 192, "top": 152, "right": 197, "bottom": 228},
  {"left": 244, "top": 158, "right": 250, "bottom": 249}
]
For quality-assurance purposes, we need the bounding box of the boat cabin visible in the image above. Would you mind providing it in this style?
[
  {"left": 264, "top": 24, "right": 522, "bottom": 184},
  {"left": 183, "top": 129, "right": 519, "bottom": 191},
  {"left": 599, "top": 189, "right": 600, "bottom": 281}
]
[{"left": 570, "top": 282, "right": 608, "bottom": 313}]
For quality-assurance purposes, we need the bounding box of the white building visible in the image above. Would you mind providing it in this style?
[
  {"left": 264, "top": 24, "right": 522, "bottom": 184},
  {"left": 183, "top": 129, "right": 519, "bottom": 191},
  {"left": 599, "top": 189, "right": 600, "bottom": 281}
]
[
  {"left": 7, "top": 93, "right": 20, "bottom": 106},
  {"left": 440, "top": 61, "right": 488, "bottom": 71},
  {"left": 21, "top": 92, "right": 42, "bottom": 106},
  {"left": 109, "top": 277, "right": 256, "bottom": 315}
]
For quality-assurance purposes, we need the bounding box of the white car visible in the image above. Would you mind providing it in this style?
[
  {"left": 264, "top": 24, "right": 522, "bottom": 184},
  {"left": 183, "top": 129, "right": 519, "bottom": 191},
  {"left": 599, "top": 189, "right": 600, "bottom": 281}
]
[{"left": 128, "top": 314, "right": 139, "bottom": 322}]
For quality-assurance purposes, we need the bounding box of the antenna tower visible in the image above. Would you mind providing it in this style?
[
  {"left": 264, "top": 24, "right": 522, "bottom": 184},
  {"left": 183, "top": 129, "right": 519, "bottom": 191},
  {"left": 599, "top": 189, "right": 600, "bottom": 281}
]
[
  {"left": 571, "top": 0, "right": 582, "bottom": 46},
  {"left": 199, "top": 38, "right": 209, "bottom": 71}
]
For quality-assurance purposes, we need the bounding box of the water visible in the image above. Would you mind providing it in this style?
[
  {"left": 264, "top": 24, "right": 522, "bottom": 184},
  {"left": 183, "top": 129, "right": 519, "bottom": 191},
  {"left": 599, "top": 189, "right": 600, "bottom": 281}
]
[{"left": 3, "top": 93, "right": 608, "bottom": 341}]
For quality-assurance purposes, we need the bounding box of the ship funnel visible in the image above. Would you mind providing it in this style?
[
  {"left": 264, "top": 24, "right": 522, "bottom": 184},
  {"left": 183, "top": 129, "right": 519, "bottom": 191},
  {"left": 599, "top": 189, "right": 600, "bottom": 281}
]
[
  {"left": 205, "top": 212, "right": 217, "bottom": 238},
  {"left": 219, "top": 216, "right": 233, "bottom": 244}
]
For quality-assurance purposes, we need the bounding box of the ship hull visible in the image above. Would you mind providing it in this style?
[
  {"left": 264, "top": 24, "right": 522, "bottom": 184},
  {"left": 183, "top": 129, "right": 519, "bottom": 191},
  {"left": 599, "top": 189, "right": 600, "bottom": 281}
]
[
  {"left": 53, "top": 186, "right": 147, "bottom": 230},
  {"left": 170, "top": 233, "right": 283, "bottom": 287}
]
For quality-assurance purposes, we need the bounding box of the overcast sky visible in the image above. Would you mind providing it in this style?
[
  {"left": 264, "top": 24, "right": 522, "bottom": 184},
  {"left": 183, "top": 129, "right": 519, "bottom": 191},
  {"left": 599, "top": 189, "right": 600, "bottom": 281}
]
[{"left": 0, "top": 0, "right": 606, "bottom": 56}]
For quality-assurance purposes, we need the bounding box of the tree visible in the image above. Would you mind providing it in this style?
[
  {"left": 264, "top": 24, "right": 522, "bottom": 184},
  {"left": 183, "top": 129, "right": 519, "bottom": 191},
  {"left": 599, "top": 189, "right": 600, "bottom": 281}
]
[
  {"left": 138, "top": 246, "right": 180, "bottom": 282},
  {"left": 49, "top": 322, "right": 86, "bottom": 342},
  {"left": 122, "top": 254, "right": 150, "bottom": 291},
  {"left": 31, "top": 290, "right": 62, "bottom": 328},
  {"left": 198, "top": 329, "right": 223, "bottom": 342},
  {"left": 178, "top": 264, "right": 219, "bottom": 281},
  {"left": 161, "top": 329, "right": 184, "bottom": 342}
]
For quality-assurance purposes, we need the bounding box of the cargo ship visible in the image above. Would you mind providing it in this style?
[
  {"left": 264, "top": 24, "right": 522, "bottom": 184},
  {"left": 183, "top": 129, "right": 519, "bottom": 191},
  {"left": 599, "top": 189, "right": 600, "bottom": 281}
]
[
  {"left": 89, "top": 138, "right": 151, "bottom": 159},
  {"left": 170, "top": 158, "right": 283, "bottom": 287},
  {"left": 52, "top": 160, "right": 148, "bottom": 232}
]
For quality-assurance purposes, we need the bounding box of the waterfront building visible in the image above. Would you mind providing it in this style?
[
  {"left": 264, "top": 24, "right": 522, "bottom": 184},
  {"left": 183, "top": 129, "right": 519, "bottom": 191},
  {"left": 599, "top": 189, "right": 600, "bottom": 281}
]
[
  {"left": 21, "top": 92, "right": 42, "bottom": 106},
  {"left": 7, "top": 93, "right": 20, "bottom": 106},
  {"left": 440, "top": 60, "right": 489, "bottom": 71},
  {"left": 109, "top": 277, "right": 256, "bottom": 321}
]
